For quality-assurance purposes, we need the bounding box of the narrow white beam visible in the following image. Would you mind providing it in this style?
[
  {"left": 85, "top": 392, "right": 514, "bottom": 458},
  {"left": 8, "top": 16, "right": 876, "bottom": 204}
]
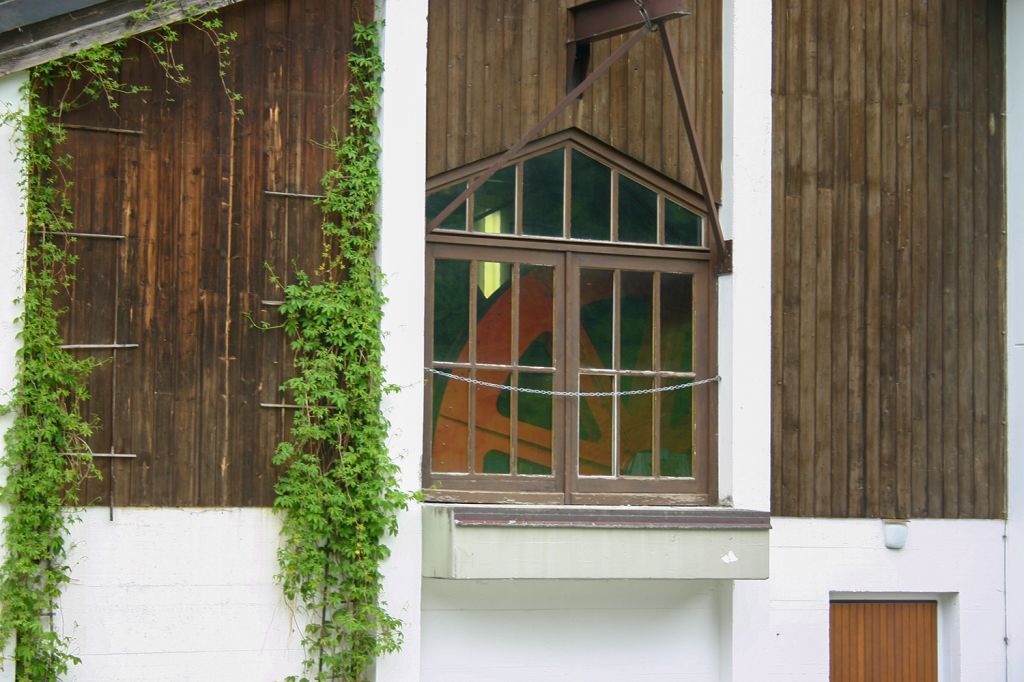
[
  {"left": 376, "top": 0, "right": 429, "bottom": 680},
  {"left": 1005, "top": 2, "right": 1022, "bottom": 680}
]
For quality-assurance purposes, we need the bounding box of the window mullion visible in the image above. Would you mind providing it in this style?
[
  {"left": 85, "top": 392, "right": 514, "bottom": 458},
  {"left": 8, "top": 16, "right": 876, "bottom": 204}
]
[
  {"left": 612, "top": 268, "right": 621, "bottom": 478},
  {"left": 467, "top": 261, "right": 478, "bottom": 475},
  {"left": 564, "top": 252, "right": 577, "bottom": 500},
  {"left": 653, "top": 271, "right": 662, "bottom": 478},
  {"left": 510, "top": 263, "right": 520, "bottom": 476}
]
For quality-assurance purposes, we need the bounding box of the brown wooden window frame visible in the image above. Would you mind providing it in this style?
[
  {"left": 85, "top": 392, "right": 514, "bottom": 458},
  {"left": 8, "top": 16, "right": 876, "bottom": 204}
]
[{"left": 424, "top": 132, "right": 718, "bottom": 506}]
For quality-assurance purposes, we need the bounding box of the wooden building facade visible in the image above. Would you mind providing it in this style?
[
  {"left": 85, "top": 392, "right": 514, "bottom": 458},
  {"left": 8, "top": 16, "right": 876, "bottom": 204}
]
[
  {"left": 54, "top": 0, "right": 369, "bottom": 506},
  {"left": 771, "top": 0, "right": 1007, "bottom": 518},
  {"left": 49, "top": 0, "right": 1008, "bottom": 517}
]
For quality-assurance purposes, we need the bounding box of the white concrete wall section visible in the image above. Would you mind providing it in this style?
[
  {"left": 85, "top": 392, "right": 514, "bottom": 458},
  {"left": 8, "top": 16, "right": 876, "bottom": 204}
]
[
  {"left": 763, "top": 518, "right": 1006, "bottom": 681},
  {"left": 377, "top": 0, "right": 429, "bottom": 679},
  {"left": 0, "top": 70, "right": 28, "bottom": 682},
  {"left": 421, "top": 579, "right": 724, "bottom": 682},
  {"left": 59, "top": 508, "right": 306, "bottom": 682},
  {"left": 719, "top": 2, "right": 773, "bottom": 679},
  {"left": 717, "top": 0, "right": 772, "bottom": 513},
  {"left": 1005, "top": 3, "right": 1022, "bottom": 681}
]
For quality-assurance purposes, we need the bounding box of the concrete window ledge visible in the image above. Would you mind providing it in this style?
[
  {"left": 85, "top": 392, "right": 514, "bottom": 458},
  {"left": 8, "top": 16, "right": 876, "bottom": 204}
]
[{"left": 422, "top": 504, "right": 770, "bottom": 580}]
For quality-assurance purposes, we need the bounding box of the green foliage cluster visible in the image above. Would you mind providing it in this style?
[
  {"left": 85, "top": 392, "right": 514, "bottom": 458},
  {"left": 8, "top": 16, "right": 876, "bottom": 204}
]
[
  {"left": 272, "top": 21, "right": 410, "bottom": 682},
  {"left": 0, "top": 55, "right": 102, "bottom": 681},
  {"left": 0, "top": 8, "right": 236, "bottom": 679}
]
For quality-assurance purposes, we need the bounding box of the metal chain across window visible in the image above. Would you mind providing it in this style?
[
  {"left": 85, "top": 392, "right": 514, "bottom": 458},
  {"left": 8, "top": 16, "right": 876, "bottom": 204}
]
[{"left": 426, "top": 367, "right": 720, "bottom": 398}]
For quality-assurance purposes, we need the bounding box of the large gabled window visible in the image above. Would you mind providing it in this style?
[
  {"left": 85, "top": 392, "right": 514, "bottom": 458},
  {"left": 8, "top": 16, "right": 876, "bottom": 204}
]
[{"left": 424, "top": 133, "right": 717, "bottom": 506}]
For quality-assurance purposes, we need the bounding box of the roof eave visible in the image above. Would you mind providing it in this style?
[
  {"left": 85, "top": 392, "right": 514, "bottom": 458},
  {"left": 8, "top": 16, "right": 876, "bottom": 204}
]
[{"left": 0, "top": 0, "right": 246, "bottom": 78}]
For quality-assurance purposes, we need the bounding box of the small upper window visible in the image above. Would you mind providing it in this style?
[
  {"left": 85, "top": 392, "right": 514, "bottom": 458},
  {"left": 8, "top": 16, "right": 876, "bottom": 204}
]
[
  {"left": 424, "top": 134, "right": 715, "bottom": 506},
  {"left": 427, "top": 144, "right": 704, "bottom": 248}
]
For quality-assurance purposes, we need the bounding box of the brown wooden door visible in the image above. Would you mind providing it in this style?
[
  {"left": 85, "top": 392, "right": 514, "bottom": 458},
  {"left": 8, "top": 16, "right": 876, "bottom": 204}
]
[{"left": 830, "top": 601, "right": 938, "bottom": 682}]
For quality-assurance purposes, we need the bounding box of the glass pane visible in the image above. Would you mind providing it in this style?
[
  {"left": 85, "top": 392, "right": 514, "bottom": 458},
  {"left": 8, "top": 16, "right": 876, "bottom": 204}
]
[
  {"left": 426, "top": 183, "right": 467, "bottom": 230},
  {"left": 578, "top": 374, "right": 613, "bottom": 476},
  {"left": 619, "top": 376, "right": 654, "bottom": 476},
  {"left": 473, "top": 165, "right": 515, "bottom": 234},
  {"left": 517, "top": 373, "right": 553, "bottom": 475},
  {"left": 475, "top": 370, "right": 512, "bottom": 474},
  {"left": 665, "top": 199, "right": 702, "bottom": 246},
  {"left": 660, "top": 273, "right": 693, "bottom": 372},
  {"left": 523, "top": 150, "right": 564, "bottom": 237},
  {"left": 571, "top": 150, "right": 611, "bottom": 241},
  {"left": 660, "top": 386, "right": 693, "bottom": 477},
  {"left": 519, "top": 265, "right": 554, "bottom": 368},
  {"left": 477, "top": 261, "right": 513, "bottom": 365},
  {"left": 432, "top": 368, "right": 469, "bottom": 472},
  {"left": 620, "top": 270, "right": 653, "bottom": 370},
  {"left": 579, "top": 268, "right": 614, "bottom": 369},
  {"left": 618, "top": 175, "right": 657, "bottom": 243},
  {"left": 433, "top": 259, "right": 470, "bottom": 363}
]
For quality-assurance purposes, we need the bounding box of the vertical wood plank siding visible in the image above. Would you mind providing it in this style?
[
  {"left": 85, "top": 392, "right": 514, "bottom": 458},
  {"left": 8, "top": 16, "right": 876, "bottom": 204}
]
[
  {"left": 54, "top": 0, "right": 372, "bottom": 506},
  {"left": 830, "top": 601, "right": 938, "bottom": 682},
  {"left": 771, "top": 0, "right": 1006, "bottom": 518},
  {"left": 425, "top": 0, "right": 722, "bottom": 198}
]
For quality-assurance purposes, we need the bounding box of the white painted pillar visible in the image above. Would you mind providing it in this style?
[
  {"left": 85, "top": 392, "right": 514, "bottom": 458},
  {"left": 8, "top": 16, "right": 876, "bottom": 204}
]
[
  {"left": 0, "top": 70, "right": 28, "bottom": 682},
  {"left": 376, "top": 1, "right": 428, "bottom": 680},
  {"left": 717, "top": 0, "right": 772, "bottom": 513},
  {"left": 719, "top": 0, "right": 773, "bottom": 679},
  {"left": 1004, "top": 2, "right": 1022, "bottom": 679}
]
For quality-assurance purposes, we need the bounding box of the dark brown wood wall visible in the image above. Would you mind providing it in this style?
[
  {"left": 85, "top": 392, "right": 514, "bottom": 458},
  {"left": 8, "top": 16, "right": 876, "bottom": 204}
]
[
  {"left": 426, "top": 0, "right": 721, "bottom": 197},
  {"left": 55, "top": 0, "right": 372, "bottom": 506},
  {"left": 771, "top": 0, "right": 1006, "bottom": 518}
]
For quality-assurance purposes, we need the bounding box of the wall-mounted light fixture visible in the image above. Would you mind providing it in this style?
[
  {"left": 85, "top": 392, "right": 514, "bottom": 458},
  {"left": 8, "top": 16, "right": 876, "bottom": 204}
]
[{"left": 882, "top": 519, "right": 909, "bottom": 550}]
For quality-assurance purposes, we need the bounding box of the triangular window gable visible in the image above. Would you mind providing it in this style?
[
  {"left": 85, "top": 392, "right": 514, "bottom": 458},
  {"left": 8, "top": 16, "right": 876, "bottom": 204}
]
[{"left": 426, "top": 131, "right": 708, "bottom": 250}]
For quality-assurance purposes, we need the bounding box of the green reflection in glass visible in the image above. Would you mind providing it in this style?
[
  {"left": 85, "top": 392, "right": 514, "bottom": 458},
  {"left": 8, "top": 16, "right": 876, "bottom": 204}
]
[
  {"left": 660, "top": 273, "right": 693, "bottom": 372},
  {"left": 618, "top": 175, "right": 657, "bottom": 243},
  {"left": 619, "top": 375, "right": 653, "bottom": 476},
  {"left": 482, "top": 450, "right": 511, "bottom": 474},
  {"left": 518, "top": 373, "right": 553, "bottom": 475},
  {"left": 426, "top": 183, "right": 467, "bottom": 230},
  {"left": 473, "top": 166, "right": 515, "bottom": 234},
  {"left": 620, "top": 270, "right": 653, "bottom": 370},
  {"left": 476, "top": 261, "right": 513, "bottom": 365},
  {"left": 578, "top": 374, "right": 613, "bottom": 475},
  {"left": 523, "top": 150, "right": 564, "bottom": 237},
  {"left": 433, "top": 259, "right": 470, "bottom": 363},
  {"left": 660, "top": 386, "right": 693, "bottom": 477},
  {"left": 519, "top": 265, "right": 554, "bottom": 368},
  {"left": 474, "top": 370, "right": 510, "bottom": 474},
  {"left": 579, "top": 268, "right": 614, "bottom": 369},
  {"left": 665, "top": 199, "right": 702, "bottom": 246},
  {"left": 571, "top": 150, "right": 611, "bottom": 241}
]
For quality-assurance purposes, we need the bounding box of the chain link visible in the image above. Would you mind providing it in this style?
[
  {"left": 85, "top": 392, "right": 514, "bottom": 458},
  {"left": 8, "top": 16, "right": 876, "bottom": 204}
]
[{"left": 426, "top": 367, "right": 720, "bottom": 397}]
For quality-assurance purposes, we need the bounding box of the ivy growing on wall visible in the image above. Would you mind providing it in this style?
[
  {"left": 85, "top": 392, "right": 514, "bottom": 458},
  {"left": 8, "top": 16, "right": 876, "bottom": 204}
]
[
  {"left": 0, "top": 10, "right": 237, "bottom": 679},
  {"left": 272, "top": 20, "right": 412, "bottom": 682}
]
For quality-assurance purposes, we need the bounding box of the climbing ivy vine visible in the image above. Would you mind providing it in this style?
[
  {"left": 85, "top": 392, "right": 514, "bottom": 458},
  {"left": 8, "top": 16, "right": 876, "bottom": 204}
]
[
  {"left": 0, "top": 9, "right": 236, "bottom": 680},
  {"left": 271, "top": 20, "right": 410, "bottom": 682}
]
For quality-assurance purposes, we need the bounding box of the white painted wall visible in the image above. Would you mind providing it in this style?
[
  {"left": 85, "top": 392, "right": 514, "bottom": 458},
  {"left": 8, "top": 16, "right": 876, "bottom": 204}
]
[
  {"left": 760, "top": 519, "right": 1007, "bottom": 681},
  {"left": 58, "top": 508, "right": 306, "bottom": 682},
  {"left": 376, "top": 0, "right": 429, "bottom": 679},
  {"left": 718, "top": 3, "right": 774, "bottom": 679},
  {"left": 717, "top": 0, "right": 772, "bottom": 514},
  {"left": 421, "top": 578, "right": 725, "bottom": 682},
  {"left": 0, "top": 70, "right": 28, "bottom": 682},
  {"left": 1005, "top": 1, "right": 1022, "bottom": 680}
]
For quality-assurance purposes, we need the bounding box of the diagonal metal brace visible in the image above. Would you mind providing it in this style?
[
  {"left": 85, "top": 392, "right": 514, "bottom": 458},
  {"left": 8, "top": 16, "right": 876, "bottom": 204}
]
[{"left": 656, "top": 22, "right": 731, "bottom": 274}]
